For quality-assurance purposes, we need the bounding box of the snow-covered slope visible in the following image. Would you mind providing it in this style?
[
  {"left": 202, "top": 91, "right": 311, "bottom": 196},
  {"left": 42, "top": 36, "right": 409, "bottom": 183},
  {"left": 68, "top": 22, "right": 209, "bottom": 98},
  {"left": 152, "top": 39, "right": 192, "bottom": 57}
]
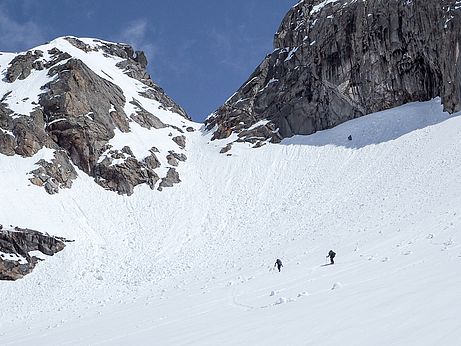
[{"left": 1, "top": 98, "right": 461, "bottom": 345}]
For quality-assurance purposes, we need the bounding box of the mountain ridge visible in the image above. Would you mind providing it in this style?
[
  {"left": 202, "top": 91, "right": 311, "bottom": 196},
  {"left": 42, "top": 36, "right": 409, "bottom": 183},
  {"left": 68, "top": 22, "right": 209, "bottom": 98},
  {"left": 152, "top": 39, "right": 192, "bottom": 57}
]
[{"left": 0, "top": 36, "right": 195, "bottom": 196}]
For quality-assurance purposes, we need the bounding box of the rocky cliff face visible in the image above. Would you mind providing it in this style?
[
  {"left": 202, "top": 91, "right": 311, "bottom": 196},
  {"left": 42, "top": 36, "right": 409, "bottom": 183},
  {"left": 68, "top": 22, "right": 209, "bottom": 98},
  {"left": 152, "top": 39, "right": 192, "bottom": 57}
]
[
  {"left": 206, "top": 0, "right": 461, "bottom": 147},
  {"left": 0, "top": 37, "right": 194, "bottom": 195},
  {"left": 0, "top": 225, "right": 69, "bottom": 280}
]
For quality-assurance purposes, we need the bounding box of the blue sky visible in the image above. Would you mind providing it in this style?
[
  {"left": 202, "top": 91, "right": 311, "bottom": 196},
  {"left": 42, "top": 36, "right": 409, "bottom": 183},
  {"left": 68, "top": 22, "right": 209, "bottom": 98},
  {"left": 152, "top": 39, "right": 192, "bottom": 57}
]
[{"left": 0, "top": 0, "right": 298, "bottom": 121}]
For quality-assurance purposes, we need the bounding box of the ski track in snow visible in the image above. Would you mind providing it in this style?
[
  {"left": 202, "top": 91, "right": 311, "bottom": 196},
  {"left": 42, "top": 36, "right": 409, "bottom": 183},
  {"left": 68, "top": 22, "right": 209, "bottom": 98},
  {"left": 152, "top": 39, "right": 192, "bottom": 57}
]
[{"left": 1, "top": 99, "right": 461, "bottom": 345}]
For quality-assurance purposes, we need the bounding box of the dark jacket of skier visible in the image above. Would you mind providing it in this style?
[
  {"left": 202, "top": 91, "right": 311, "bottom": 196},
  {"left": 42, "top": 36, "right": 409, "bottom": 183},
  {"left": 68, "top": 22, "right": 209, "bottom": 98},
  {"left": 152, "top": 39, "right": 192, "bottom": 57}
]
[
  {"left": 274, "top": 259, "right": 283, "bottom": 272},
  {"left": 327, "top": 250, "right": 336, "bottom": 264}
]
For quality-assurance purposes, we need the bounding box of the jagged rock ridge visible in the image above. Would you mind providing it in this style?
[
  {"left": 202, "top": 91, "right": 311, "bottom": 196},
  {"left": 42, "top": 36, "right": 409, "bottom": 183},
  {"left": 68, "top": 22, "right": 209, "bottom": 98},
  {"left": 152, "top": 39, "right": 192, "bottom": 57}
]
[
  {"left": 0, "top": 37, "right": 195, "bottom": 195},
  {"left": 0, "top": 225, "right": 69, "bottom": 280},
  {"left": 206, "top": 0, "right": 461, "bottom": 147}
]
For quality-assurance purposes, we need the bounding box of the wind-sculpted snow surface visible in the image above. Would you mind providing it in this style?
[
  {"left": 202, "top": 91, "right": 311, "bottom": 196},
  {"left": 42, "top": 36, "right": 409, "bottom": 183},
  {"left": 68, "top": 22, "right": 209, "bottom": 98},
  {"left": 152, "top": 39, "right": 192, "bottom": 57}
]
[
  {"left": 1, "top": 99, "right": 461, "bottom": 345},
  {"left": 0, "top": 37, "right": 194, "bottom": 195}
]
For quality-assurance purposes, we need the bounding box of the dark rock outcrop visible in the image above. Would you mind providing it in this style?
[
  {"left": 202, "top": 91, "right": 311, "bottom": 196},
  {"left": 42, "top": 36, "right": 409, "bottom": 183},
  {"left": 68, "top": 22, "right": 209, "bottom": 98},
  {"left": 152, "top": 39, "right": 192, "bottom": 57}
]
[
  {"left": 0, "top": 103, "right": 55, "bottom": 157},
  {"left": 129, "top": 98, "right": 166, "bottom": 129},
  {"left": 206, "top": 0, "right": 461, "bottom": 143},
  {"left": 0, "top": 226, "right": 69, "bottom": 280},
  {"left": 40, "top": 58, "right": 129, "bottom": 174},
  {"left": 5, "top": 50, "right": 43, "bottom": 82},
  {"left": 144, "top": 148, "right": 162, "bottom": 170},
  {"left": 172, "top": 135, "right": 186, "bottom": 149},
  {"left": 0, "top": 105, "right": 16, "bottom": 155},
  {"left": 94, "top": 156, "right": 160, "bottom": 195},
  {"left": 45, "top": 48, "right": 72, "bottom": 69},
  {"left": 166, "top": 150, "right": 187, "bottom": 167},
  {"left": 64, "top": 37, "right": 97, "bottom": 53},
  {"left": 158, "top": 167, "right": 181, "bottom": 191},
  {"left": 29, "top": 150, "right": 78, "bottom": 194}
]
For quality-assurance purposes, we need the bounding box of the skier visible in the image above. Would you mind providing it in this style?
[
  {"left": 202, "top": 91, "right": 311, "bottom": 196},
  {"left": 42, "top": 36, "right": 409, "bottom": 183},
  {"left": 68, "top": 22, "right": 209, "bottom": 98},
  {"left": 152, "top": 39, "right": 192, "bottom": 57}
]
[
  {"left": 326, "top": 250, "right": 336, "bottom": 264},
  {"left": 274, "top": 259, "right": 283, "bottom": 272}
]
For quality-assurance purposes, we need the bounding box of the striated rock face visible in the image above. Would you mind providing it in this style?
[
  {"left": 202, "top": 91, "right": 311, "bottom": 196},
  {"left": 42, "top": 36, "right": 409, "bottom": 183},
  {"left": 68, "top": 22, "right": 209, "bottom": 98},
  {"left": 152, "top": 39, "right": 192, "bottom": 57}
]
[
  {"left": 206, "top": 0, "right": 461, "bottom": 145},
  {"left": 0, "top": 225, "right": 69, "bottom": 280},
  {"left": 0, "top": 104, "right": 54, "bottom": 157},
  {"left": 0, "top": 37, "right": 191, "bottom": 195},
  {"left": 41, "top": 57, "right": 129, "bottom": 174}
]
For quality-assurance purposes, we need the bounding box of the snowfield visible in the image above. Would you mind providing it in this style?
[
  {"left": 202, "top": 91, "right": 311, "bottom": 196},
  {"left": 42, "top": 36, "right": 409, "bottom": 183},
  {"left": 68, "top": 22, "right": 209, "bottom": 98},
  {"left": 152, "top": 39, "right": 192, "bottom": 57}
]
[{"left": 1, "top": 99, "right": 461, "bottom": 345}]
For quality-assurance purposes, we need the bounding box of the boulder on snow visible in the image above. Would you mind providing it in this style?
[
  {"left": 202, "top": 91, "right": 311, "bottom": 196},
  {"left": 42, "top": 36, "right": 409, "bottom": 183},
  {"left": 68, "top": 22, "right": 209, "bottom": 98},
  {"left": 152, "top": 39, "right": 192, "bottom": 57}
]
[
  {"left": 331, "top": 282, "right": 343, "bottom": 290},
  {"left": 172, "top": 135, "right": 186, "bottom": 149},
  {"left": 220, "top": 143, "right": 232, "bottom": 154}
]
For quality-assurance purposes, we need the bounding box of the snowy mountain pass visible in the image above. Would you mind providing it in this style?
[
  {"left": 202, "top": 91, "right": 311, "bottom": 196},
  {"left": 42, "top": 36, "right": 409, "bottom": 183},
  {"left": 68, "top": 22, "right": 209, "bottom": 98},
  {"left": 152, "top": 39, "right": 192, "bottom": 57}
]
[{"left": 1, "top": 99, "right": 461, "bottom": 345}]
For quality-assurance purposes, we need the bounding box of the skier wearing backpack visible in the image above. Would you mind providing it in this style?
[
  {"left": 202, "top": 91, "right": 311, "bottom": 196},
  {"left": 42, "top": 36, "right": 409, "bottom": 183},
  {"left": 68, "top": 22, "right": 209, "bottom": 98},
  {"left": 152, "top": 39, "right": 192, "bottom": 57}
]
[
  {"left": 326, "top": 250, "right": 336, "bottom": 264},
  {"left": 274, "top": 259, "right": 283, "bottom": 272}
]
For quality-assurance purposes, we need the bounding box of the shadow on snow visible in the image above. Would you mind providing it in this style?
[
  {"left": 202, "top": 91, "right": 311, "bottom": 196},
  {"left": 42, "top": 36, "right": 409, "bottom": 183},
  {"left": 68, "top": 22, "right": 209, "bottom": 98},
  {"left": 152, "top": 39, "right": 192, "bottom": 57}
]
[{"left": 281, "top": 98, "right": 460, "bottom": 149}]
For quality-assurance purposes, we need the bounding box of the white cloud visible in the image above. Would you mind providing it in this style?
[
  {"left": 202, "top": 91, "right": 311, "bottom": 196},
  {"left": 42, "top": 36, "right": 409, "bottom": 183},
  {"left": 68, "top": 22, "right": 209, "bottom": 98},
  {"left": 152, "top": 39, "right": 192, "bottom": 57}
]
[
  {"left": 0, "top": 6, "right": 45, "bottom": 52},
  {"left": 117, "top": 19, "right": 156, "bottom": 65},
  {"left": 118, "top": 19, "right": 147, "bottom": 45}
]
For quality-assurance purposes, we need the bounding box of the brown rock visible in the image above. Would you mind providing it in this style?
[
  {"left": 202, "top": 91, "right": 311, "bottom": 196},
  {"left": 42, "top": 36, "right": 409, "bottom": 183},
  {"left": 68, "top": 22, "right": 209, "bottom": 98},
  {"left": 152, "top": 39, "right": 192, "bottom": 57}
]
[{"left": 172, "top": 135, "right": 186, "bottom": 149}]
